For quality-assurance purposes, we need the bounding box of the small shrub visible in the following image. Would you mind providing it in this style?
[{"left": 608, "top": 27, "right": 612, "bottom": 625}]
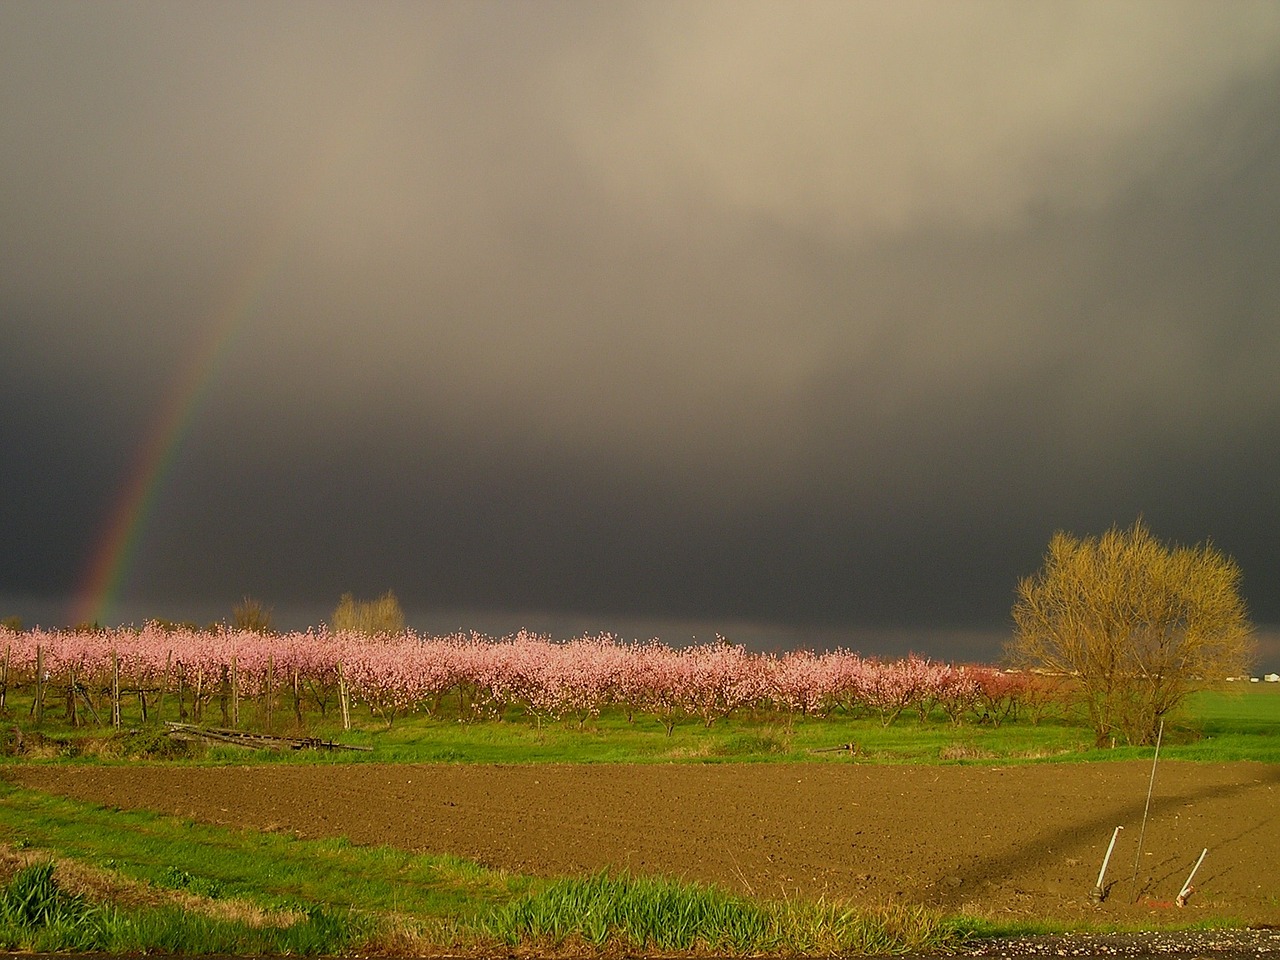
[
  {"left": 712, "top": 732, "right": 790, "bottom": 757},
  {"left": 1, "top": 729, "right": 67, "bottom": 760},
  {"left": 0, "top": 861, "right": 110, "bottom": 950},
  {"left": 939, "top": 743, "right": 996, "bottom": 762},
  {"left": 158, "top": 866, "right": 225, "bottom": 900},
  {"left": 116, "top": 728, "right": 204, "bottom": 761}
]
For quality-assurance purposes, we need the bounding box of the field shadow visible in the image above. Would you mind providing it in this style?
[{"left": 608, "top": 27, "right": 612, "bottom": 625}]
[{"left": 930, "top": 764, "right": 1280, "bottom": 909}]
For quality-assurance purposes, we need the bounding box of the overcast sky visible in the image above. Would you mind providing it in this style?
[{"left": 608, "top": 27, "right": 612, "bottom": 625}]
[{"left": 3, "top": 2, "right": 1279, "bottom": 665}]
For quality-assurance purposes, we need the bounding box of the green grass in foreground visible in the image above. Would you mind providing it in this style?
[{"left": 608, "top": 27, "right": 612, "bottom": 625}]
[
  {"left": 0, "top": 858, "right": 365, "bottom": 956},
  {"left": 0, "top": 782, "right": 516, "bottom": 919},
  {"left": 0, "top": 781, "right": 980, "bottom": 956},
  {"left": 484, "top": 871, "right": 970, "bottom": 956}
]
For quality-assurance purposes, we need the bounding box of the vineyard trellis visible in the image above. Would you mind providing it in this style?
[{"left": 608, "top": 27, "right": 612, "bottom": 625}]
[{"left": 0, "top": 624, "right": 1054, "bottom": 734}]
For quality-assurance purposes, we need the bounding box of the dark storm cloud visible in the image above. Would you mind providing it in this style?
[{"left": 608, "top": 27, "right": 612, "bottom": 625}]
[{"left": 3, "top": 2, "right": 1280, "bottom": 665}]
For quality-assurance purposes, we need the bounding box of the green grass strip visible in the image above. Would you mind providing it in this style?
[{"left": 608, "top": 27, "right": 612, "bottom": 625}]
[
  {"left": 7, "top": 685, "right": 1279, "bottom": 767},
  {"left": 482, "top": 870, "right": 971, "bottom": 955},
  {"left": 0, "top": 780, "right": 521, "bottom": 920},
  {"left": 0, "top": 859, "right": 370, "bottom": 955},
  {"left": 0, "top": 900, "right": 367, "bottom": 956}
]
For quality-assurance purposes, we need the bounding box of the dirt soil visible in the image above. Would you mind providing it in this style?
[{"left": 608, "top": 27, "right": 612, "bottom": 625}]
[{"left": 5, "top": 761, "right": 1278, "bottom": 925}]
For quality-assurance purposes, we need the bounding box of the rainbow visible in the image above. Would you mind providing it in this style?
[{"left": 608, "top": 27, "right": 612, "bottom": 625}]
[
  {"left": 65, "top": 59, "right": 430, "bottom": 629},
  {"left": 68, "top": 151, "right": 343, "bottom": 627},
  {"left": 67, "top": 293, "right": 253, "bottom": 628}
]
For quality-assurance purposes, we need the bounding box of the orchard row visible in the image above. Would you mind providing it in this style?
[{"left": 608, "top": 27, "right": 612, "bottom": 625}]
[{"left": 0, "top": 625, "right": 1059, "bottom": 731}]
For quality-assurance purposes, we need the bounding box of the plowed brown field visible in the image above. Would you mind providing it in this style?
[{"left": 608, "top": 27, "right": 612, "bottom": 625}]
[{"left": 6, "top": 761, "right": 1278, "bottom": 925}]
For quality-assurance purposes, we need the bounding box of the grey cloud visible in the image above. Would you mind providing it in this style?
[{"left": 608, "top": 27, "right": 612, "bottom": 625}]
[
  {"left": 543, "top": 2, "right": 1280, "bottom": 232},
  {"left": 2, "top": 3, "right": 1279, "bottom": 661}
]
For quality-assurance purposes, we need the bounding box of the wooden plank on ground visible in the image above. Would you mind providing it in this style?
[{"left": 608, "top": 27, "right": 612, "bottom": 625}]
[{"left": 163, "top": 721, "right": 372, "bottom": 752}]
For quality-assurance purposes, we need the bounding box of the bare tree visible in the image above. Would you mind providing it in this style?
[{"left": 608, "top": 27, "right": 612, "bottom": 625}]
[
  {"left": 1008, "top": 520, "right": 1254, "bottom": 746},
  {"left": 331, "top": 590, "right": 405, "bottom": 636},
  {"left": 232, "top": 596, "right": 274, "bottom": 634}
]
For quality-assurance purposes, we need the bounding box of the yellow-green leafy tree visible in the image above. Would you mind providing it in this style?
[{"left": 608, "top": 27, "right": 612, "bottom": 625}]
[
  {"left": 1008, "top": 520, "right": 1254, "bottom": 746},
  {"left": 331, "top": 590, "right": 405, "bottom": 636}
]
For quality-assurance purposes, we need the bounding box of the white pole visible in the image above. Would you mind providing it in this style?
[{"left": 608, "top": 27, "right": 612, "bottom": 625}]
[
  {"left": 1130, "top": 718, "right": 1164, "bottom": 901},
  {"left": 1092, "top": 826, "right": 1123, "bottom": 901},
  {"left": 1176, "top": 849, "right": 1208, "bottom": 907}
]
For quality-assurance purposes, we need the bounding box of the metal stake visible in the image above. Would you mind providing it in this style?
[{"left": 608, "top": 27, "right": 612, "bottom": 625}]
[
  {"left": 1176, "top": 849, "right": 1208, "bottom": 907},
  {"left": 1130, "top": 718, "right": 1164, "bottom": 902},
  {"left": 1091, "top": 825, "right": 1123, "bottom": 902}
]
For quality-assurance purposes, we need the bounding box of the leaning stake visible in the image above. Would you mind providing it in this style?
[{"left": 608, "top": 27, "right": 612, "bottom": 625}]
[
  {"left": 1130, "top": 718, "right": 1164, "bottom": 901},
  {"left": 1176, "top": 849, "right": 1208, "bottom": 907},
  {"left": 1091, "top": 825, "right": 1123, "bottom": 902}
]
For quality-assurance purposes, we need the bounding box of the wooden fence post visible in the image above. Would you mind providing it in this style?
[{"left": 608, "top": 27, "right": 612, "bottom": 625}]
[
  {"left": 337, "top": 662, "right": 351, "bottom": 731},
  {"left": 76, "top": 681, "right": 102, "bottom": 726},
  {"left": 265, "top": 655, "right": 274, "bottom": 733},
  {"left": 111, "top": 653, "right": 121, "bottom": 729},
  {"left": 231, "top": 656, "right": 239, "bottom": 728},
  {"left": 35, "top": 644, "right": 45, "bottom": 726},
  {"left": 155, "top": 651, "right": 171, "bottom": 720},
  {"left": 218, "top": 664, "right": 229, "bottom": 725},
  {"left": 67, "top": 665, "right": 78, "bottom": 727}
]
